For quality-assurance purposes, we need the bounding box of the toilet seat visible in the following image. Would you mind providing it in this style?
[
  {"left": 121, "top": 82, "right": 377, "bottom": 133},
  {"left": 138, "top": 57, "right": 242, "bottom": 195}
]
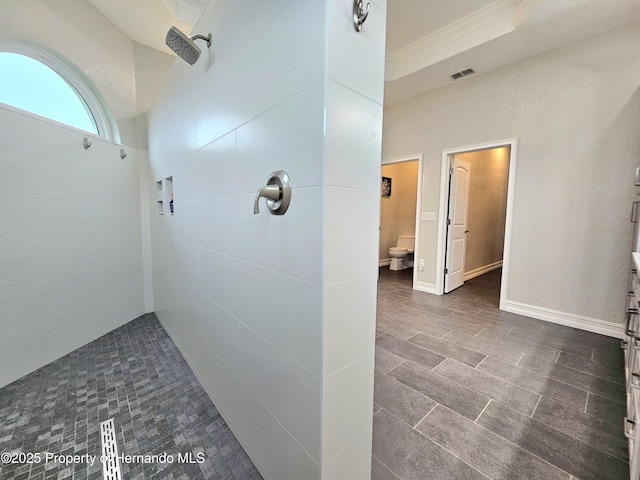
[{"left": 389, "top": 247, "right": 413, "bottom": 254}]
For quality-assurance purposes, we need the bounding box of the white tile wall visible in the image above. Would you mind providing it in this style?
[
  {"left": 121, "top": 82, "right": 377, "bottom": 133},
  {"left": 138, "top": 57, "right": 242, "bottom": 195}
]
[
  {"left": 321, "top": 426, "right": 373, "bottom": 479},
  {"left": 326, "top": 0, "right": 386, "bottom": 104},
  {"left": 200, "top": 250, "right": 271, "bottom": 338},
  {"left": 187, "top": 286, "right": 239, "bottom": 373},
  {"left": 179, "top": 317, "right": 220, "bottom": 398},
  {"left": 217, "top": 362, "right": 320, "bottom": 480},
  {"left": 325, "top": 81, "right": 384, "bottom": 191},
  {"left": 180, "top": 132, "right": 236, "bottom": 201},
  {"left": 238, "top": 324, "right": 321, "bottom": 461},
  {"left": 198, "top": 188, "right": 323, "bottom": 283},
  {"left": 0, "top": 237, "right": 84, "bottom": 288},
  {"left": 321, "top": 352, "right": 375, "bottom": 463},
  {"left": 82, "top": 233, "right": 142, "bottom": 269},
  {"left": 324, "top": 187, "right": 380, "bottom": 284},
  {"left": 236, "top": 83, "right": 325, "bottom": 191},
  {"left": 267, "top": 0, "right": 325, "bottom": 107},
  {"left": 148, "top": 0, "right": 385, "bottom": 478},
  {"left": 152, "top": 264, "right": 184, "bottom": 344},
  {"left": 0, "top": 106, "right": 145, "bottom": 388},
  {"left": 0, "top": 280, "right": 49, "bottom": 332},
  {"left": 3, "top": 316, "right": 69, "bottom": 382},
  {"left": 319, "top": 2, "right": 386, "bottom": 475},
  {"left": 323, "top": 275, "right": 378, "bottom": 377},
  {"left": 269, "top": 271, "right": 322, "bottom": 376}
]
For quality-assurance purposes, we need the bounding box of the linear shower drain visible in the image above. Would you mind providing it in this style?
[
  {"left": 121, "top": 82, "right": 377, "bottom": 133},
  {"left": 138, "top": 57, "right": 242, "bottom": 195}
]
[{"left": 100, "top": 418, "right": 122, "bottom": 480}]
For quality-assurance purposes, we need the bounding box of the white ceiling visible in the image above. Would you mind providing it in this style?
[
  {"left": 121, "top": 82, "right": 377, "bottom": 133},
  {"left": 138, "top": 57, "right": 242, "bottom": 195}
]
[
  {"left": 89, "top": 0, "right": 640, "bottom": 105},
  {"left": 86, "top": 0, "right": 203, "bottom": 54}
]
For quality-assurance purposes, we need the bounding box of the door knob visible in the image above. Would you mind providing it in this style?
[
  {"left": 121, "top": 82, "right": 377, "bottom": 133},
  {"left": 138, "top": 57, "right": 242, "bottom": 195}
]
[{"left": 253, "top": 170, "right": 292, "bottom": 215}]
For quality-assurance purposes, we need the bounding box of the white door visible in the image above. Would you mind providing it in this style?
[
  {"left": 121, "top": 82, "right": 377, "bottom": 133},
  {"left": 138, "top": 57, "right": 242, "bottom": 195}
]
[{"left": 444, "top": 156, "right": 471, "bottom": 293}]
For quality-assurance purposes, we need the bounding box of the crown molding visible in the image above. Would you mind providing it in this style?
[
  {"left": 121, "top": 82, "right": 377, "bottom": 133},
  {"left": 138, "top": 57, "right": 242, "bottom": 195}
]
[{"left": 385, "top": 0, "right": 540, "bottom": 81}]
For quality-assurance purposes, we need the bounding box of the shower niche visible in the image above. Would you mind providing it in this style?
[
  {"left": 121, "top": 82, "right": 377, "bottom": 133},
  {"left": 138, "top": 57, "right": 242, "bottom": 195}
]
[{"left": 156, "top": 176, "right": 174, "bottom": 216}]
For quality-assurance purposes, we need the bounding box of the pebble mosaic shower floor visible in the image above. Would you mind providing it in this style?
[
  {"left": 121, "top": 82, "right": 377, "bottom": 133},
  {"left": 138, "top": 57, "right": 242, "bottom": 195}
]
[{"left": 0, "top": 313, "right": 262, "bottom": 480}]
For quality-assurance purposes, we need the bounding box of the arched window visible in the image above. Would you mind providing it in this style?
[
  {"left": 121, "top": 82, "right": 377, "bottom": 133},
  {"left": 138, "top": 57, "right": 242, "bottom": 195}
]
[{"left": 0, "top": 44, "right": 119, "bottom": 142}]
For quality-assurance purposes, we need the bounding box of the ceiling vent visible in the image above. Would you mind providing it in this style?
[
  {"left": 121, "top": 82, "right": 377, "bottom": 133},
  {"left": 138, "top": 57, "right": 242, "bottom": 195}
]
[{"left": 450, "top": 68, "right": 476, "bottom": 81}]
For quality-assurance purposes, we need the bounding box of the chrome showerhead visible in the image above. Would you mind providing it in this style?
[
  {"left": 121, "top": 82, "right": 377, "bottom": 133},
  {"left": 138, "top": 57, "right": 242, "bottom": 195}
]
[{"left": 166, "top": 26, "right": 212, "bottom": 65}]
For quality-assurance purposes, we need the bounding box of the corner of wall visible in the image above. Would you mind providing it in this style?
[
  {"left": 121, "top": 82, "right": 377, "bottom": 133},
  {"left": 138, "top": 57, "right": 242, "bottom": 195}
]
[{"left": 117, "top": 113, "right": 149, "bottom": 151}]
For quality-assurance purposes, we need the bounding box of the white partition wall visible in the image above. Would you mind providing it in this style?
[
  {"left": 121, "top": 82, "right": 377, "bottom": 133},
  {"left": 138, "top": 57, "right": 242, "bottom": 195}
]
[
  {"left": 147, "top": 0, "right": 386, "bottom": 478},
  {"left": 0, "top": 107, "right": 146, "bottom": 388}
]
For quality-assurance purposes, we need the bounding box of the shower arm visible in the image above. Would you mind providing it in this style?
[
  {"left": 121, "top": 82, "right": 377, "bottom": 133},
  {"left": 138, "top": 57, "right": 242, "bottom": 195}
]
[{"left": 192, "top": 33, "right": 212, "bottom": 47}]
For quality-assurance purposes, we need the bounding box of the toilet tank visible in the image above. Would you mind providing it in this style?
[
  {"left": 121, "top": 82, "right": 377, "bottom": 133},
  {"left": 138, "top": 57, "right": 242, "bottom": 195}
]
[{"left": 397, "top": 235, "right": 415, "bottom": 250}]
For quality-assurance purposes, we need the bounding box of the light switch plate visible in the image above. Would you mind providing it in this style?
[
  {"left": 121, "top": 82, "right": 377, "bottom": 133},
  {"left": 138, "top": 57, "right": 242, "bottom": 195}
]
[{"left": 421, "top": 212, "right": 436, "bottom": 222}]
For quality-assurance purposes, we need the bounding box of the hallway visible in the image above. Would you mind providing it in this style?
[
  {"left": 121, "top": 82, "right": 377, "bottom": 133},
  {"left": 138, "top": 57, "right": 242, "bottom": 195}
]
[{"left": 373, "top": 268, "right": 627, "bottom": 480}]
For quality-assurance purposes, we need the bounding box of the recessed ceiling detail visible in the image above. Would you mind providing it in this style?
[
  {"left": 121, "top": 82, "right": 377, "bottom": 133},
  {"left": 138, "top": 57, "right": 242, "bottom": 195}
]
[{"left": 385, "top": 0, "right": 541, "bottom": 81}]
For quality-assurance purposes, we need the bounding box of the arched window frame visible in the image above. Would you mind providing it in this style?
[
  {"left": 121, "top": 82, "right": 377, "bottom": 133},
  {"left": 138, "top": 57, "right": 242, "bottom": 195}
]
[{"left": 0, "top": 42, "right": 120, "bottom": 143}]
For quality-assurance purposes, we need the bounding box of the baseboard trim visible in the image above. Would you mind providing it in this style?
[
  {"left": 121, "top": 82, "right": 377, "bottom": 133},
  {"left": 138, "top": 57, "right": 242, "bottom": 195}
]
[
  {"left": 379, "top": 258, "right": 391, "bottom": 267},
  {"left": 503, "top": 300, "right": 624, "bottom": 339},
  {"left": 464, "top": 261, "right": 503, "bottom": 281},
  {"left": 415, "top": 281, "right": 438, "bottom": 295}
]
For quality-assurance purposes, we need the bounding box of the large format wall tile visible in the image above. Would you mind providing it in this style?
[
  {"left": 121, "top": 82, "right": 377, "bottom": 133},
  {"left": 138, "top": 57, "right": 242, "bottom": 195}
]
[
  {"left": 322, "top": 353, "right": 375, "bottom": 464},
  {"left": 325, "top": 81, "right": 383, "bottom": 191},
  {"left": 323, "top": 275, "right": 377, "bottom": 376},
  {"left": 200, "top": 250, "right": 271, "bottom": 338},
  {"left": 270, "top": 271, "right": 322, "bottom": 376},
  {"left": 149, "top": 0, "right": 385, "bottom": 477},
  {"left": 326, "top": 0, "right": 386, "bottom": 104}
]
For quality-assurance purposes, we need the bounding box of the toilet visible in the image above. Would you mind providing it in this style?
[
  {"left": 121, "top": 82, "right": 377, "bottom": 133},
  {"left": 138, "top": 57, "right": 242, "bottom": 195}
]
[{"left": 389, "top": 235, "right": 415, "bottom": 271}]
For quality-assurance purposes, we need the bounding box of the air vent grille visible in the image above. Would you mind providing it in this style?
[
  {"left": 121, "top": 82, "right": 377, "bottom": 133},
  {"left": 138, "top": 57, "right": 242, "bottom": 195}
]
[{"left": 450, "top": 68, "right": 476, "bottom": 81}]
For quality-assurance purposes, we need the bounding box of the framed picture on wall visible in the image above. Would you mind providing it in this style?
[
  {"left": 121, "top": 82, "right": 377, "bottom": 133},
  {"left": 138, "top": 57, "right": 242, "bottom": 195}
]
[{"left": 381, "top": 176, "right": 392, "bottom": 197}]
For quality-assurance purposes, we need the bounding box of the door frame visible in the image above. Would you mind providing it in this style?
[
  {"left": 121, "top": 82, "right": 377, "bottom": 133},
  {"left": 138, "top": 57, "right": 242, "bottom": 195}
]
[
  {"left": 381, "top": 154, "right": 424, "bottom": 290},
  {"left": 435, "top": 139, "right": 518, "bottom": 310}
]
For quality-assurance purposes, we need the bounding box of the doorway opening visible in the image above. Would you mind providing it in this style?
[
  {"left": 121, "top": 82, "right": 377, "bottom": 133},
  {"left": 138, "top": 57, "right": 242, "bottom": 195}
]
[
  {"left": 379, "top": 155, "right": 423, "bottom": 289},
  {"left": 436, "top": 139, "right": 517, "bottom": 310}
]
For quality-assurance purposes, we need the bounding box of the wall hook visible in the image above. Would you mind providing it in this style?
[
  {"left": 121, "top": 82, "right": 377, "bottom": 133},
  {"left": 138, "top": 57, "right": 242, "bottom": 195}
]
[
  {"left": 254, "top": 170, "right": 292, "bottom": 215},
  {"left": 83, "top": 137, "right": 91, "bottom": 150},
  {"left": 353, "top": 0, "right": 370, "bottom": 32},
  {"left": 120, "top": 148, "right": 127, "bottom": 159}
]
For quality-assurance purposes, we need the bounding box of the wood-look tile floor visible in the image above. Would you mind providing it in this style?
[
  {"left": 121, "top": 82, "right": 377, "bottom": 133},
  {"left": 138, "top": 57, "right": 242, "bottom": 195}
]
[{"left": 373, "top": 267, "right": 627, "bottom": 480}]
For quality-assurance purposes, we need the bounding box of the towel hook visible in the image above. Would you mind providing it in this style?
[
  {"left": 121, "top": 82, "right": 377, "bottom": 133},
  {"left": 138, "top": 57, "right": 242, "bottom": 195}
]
[
  {"left": 120, "top": 148, "right": 127, "bottom": 159},
  {"left": 83, "top": 137, "right": 91, "bottom": 150},
  {"left": 353, "top": 0, "right": 370, "bottom": 32}
]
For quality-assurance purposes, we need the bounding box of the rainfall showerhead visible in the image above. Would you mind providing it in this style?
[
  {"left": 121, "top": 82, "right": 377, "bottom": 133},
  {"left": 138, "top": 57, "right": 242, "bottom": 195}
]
[{"left": 166, "top": 26, "right": 212, "bottom": 65}]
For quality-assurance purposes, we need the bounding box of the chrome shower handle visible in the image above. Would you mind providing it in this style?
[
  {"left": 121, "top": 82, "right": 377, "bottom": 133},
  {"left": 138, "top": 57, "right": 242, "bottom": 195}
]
[
  {"left": 253, "top": 185, "right": 280, "bottom": 214},
  {"left": 253, "top": 170, "right": 292, "bottom": 215}
]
